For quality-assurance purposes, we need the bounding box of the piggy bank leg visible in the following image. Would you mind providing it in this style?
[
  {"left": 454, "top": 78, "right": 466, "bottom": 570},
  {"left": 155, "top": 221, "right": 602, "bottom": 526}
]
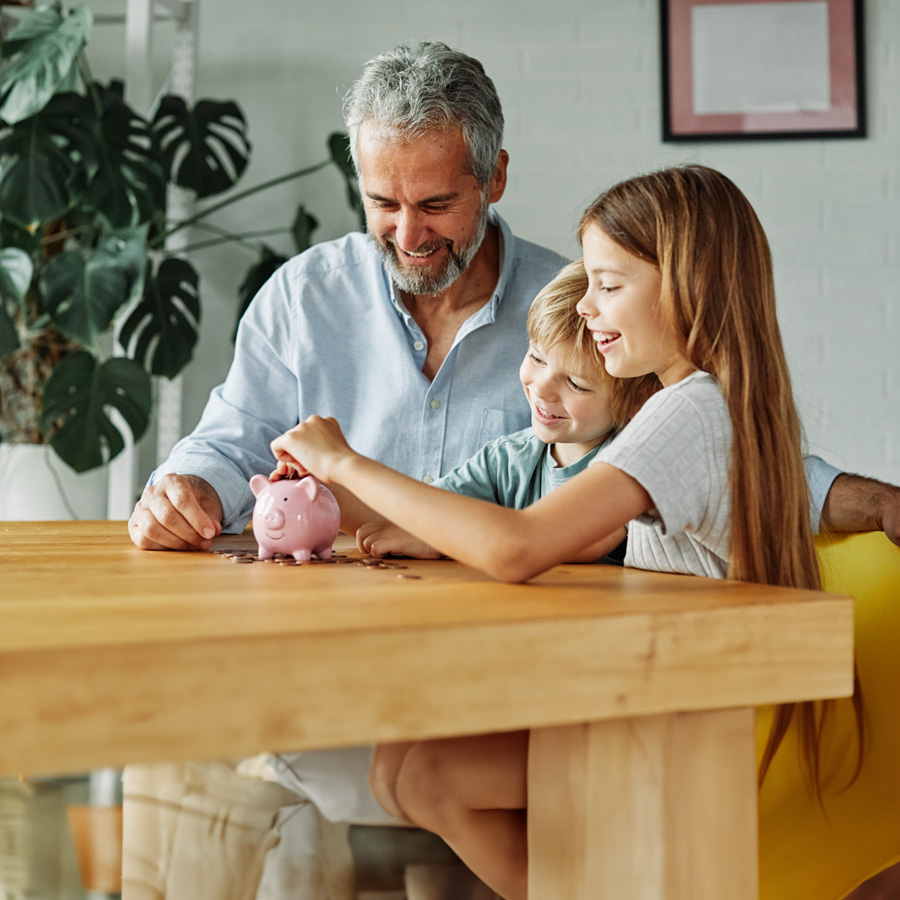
[
  {"left": 292, "top": 549, "right": 312, "bottom": 562},
  {"left": 316, "top": 546, "right": 334, "bottom": 560},
  {"left": 258, "top": 546, "right": 274, "bottom": 560}
]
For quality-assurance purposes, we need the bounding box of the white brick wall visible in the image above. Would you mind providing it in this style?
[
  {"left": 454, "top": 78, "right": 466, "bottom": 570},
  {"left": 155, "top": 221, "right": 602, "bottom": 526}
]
[{"left": 91, "top": 0, "right": 899, "bottom": 486}]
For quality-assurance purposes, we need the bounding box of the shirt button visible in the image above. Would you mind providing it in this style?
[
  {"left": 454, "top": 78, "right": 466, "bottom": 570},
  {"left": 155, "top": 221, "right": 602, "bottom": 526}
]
[
  {"left": 423, "top": 474, "right": 434, "bottom": 484},
  {"left": 430, "top": 399, "right": 441, "bottom": 410},
  {"left": 413, "top": 341, "right": 425, "bottom": 351}
]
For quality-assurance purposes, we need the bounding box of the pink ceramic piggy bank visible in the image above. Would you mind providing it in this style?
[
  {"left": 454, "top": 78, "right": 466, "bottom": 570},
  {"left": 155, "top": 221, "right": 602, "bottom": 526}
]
[{"left": 250, "top": 474, "right": 341, "bottom": 562}]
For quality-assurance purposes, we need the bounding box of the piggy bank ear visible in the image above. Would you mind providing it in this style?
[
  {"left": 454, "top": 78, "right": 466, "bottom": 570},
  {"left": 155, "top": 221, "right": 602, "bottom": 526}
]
[
  {"left": 250, "top": 474, "right": 270, "bottom": 498},
  {"left": 298, "top": 476, "right": 320, "bottom": 500}
]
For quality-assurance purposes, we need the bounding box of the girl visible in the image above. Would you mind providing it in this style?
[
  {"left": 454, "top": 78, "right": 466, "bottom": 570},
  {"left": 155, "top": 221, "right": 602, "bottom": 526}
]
[{"left": 271, "top": 165, "right": 842, "bottom": 900}]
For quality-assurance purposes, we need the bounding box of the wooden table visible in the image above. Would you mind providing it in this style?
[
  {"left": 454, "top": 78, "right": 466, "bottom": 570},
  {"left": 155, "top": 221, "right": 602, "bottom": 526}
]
[{"left": 0, "top": 521, "right": 853, "bottom": 899}]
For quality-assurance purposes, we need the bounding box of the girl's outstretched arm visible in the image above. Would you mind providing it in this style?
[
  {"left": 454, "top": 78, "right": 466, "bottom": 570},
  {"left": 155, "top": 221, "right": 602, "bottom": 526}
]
[{"left": 271, "top": 416, "right": 650, "bottom": 582}]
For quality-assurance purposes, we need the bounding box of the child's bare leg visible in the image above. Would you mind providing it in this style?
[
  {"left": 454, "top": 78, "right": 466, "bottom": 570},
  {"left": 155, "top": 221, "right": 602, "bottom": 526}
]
[
  {"left": 395, "top": 730, "right": 529, "bottom": 900},
  {"left": 369, "top": 741, "right": 416, "bottom": 822}
]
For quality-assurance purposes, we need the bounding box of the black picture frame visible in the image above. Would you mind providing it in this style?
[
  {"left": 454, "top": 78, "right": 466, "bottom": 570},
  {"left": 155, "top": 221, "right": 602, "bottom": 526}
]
[{"left": 660, "top": 0, "right": 866, "bottom": 142}]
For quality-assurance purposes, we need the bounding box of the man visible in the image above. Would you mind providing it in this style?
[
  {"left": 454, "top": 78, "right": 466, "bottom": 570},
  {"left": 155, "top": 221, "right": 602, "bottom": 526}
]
[
  {"left": 129, "top": 42, "right": 567, "bottom": 555},
  {"left": 126, "top": 40, "right": 898, "bottom": 900}
]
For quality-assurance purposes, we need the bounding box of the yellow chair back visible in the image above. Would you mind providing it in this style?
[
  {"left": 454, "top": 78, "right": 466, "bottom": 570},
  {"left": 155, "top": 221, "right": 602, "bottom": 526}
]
[{"left": 758, "top": 532, "right": 900, "bottom": 900}]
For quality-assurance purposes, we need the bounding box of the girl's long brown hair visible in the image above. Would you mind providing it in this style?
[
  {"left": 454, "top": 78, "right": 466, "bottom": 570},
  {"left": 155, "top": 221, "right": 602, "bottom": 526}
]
[{"left": 579, "top": 165, "right": 862, "bottom": 793}]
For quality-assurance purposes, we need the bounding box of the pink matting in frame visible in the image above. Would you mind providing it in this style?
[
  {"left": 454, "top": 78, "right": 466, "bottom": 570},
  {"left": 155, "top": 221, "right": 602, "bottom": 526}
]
[{"left": 661, "top": 0, "right": 866, "bottom": 140}]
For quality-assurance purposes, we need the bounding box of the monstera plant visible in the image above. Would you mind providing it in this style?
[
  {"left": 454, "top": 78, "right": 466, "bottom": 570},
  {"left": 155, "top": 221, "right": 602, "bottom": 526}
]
[{"left": 0, "top": 3, "right": 363, "bottom": 473}]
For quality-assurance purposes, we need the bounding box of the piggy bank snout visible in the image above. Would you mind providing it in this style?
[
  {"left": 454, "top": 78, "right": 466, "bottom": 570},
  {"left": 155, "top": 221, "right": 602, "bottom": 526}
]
[{"left": 264, "top": 506, "right": 286, "bottom": 529}]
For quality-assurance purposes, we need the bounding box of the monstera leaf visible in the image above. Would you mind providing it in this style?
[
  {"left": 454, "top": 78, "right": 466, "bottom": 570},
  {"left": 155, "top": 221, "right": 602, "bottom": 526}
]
[
  {"left": 39, "top": 349, "right": 151, "bottom": 472},
  {"left": 86, "top": 80, "right": 167, "bottom": 229},
  {"left": 291, "top": 204, "right": 318, "bottom": 254},
  {"left": 0, "top": 92, "right": 97, "bottom": 226},
  {"left": 232, "top": 246, "right": 287, "bottom": 342},
  {"left": 118, "top": 257, "right": 200, "bottom": 378},
  {"left": 328, "top": 131, "right": 365, "bottom": 229},
  {"left": 0, "top": 247, "right": 33, "bottom": 357},
  {"left": 40, "top": 230, "right": 146, "bottom": 346},
  {"left": 0, "top": 4, "right": 92, "bottom": 125},
  {"left": 152, "top": 96, "right": 250, "bottom": 199}
]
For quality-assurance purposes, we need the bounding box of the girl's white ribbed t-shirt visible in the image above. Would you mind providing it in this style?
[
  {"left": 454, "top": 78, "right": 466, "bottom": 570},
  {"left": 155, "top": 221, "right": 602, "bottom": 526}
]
[{"left": 593, "top": 370, "right": 731, "bottom": 578}]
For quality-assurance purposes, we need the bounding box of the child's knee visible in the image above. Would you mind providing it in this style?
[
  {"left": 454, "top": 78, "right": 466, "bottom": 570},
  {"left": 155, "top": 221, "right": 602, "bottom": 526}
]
[
  {"left": 369, "top": 747, "right": 392, "bottom": 793},
  {"left": 369, "top": 745, "right": 407, "bottom": 821},
  {"left": 394, "top": 741, "right": 461, "bottom": 832}
]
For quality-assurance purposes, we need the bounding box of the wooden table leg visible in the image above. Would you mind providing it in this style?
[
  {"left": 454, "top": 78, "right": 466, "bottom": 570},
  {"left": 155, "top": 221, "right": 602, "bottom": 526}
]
[{"left": 527, "top": 708, "right": 758, "bottom": 900}]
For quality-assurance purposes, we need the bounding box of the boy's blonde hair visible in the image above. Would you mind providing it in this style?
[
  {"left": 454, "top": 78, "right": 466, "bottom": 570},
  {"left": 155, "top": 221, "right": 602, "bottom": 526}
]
[{"left": 527, "top": 260, "right": 658, "bottom": 430}]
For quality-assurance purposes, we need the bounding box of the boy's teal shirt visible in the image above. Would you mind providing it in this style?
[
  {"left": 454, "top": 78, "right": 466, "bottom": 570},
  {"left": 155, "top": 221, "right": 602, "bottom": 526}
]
[{"left": 433, "top": 426, "right": 616, "bottom": 508}]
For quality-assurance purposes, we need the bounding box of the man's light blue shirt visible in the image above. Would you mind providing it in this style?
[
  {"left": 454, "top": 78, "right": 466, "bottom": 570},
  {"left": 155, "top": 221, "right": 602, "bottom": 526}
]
[{"left": 151, "top": 210, "right": 569, "bottom": 531}]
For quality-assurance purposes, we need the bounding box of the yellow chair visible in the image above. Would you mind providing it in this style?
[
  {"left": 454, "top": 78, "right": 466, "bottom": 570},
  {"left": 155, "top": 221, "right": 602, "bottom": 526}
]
[{"left": 758, "top": 532, "right": 900, "bottom": 900}]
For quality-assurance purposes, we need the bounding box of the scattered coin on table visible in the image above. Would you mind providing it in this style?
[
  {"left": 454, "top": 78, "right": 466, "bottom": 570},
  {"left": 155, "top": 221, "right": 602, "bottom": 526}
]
[{"left": 212, "top": 549, "right": 412, "bottom": 571}]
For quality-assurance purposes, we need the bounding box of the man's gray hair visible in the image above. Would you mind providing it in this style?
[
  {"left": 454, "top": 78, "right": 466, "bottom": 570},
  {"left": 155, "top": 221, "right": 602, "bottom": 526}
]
[{"left": 342, "top": 42, "right": 504, "bottom": 190}]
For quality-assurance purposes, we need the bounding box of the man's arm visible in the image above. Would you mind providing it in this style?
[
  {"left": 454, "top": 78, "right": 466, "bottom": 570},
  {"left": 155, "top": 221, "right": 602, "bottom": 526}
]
[
  {"left": 820, "top": 473, "right": 900, "bottom": 546},
  {"left": 139, "top": 262, "right": 311, "bottom": 543}
]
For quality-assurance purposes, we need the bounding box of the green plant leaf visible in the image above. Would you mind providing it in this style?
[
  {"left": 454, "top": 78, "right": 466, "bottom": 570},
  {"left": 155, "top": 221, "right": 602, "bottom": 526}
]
[
  {"left": 0, "top": 247, "right": 32, "bottom": 355},
  {"left": 291, "top": 204, "right": 318, "bottom": 254},
  {"left": 0, "top": 4, "right": 92, "bottom": 125},
  {"left": 118, "top": 256, "right": 200, "bottom": 378},
  {"left": 85, "top": 80, "right": 167, "bottom": 229},
  {"left": 40, "top": 230, "right": 146, "bottom": 345},
  {"left": 232, "top": 245, "right": 287, "bottom": 342},
  {"left": 328, "top": 131, "right": 365, "bottom": 230},
  {"left": 0, "top": 246, "right": 33, "bottom": 301},
  {"left": 152, "top": 95, "right": 250, "bottom": 199},
  {"left": 0, "top": 303, "right": 17, "bottom": 357},
  {"left": 39, "top": 349, "right": 151, "bottom": 472},
  {"left": 0, "top": 91, "right": 97, "bottom": 226},
  {"left": 0, "top": 218, "right": 40, "bottom": 255}
]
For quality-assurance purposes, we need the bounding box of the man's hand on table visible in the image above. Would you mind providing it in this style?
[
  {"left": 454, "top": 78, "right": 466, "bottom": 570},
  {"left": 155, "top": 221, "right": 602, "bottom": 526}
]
[{"left": 129, "top": 474, "right": 224, "bottom": 551}]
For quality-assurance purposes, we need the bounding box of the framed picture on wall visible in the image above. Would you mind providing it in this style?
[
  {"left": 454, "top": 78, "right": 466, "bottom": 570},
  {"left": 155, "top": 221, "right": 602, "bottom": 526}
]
[{"left": 660, "top": 0, "right": 866, "bottom": 141}]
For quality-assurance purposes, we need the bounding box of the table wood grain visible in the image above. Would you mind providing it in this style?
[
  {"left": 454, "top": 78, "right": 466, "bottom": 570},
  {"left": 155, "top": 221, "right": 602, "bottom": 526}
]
[{"left": 0, "top": 520, "right": 855, "bottom": 899}]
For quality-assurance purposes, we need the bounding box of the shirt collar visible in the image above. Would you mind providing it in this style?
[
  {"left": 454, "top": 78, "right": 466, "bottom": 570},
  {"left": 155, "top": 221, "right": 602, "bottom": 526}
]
[{"left": 385, "top": 207, "right": 513, "bottom": 323}]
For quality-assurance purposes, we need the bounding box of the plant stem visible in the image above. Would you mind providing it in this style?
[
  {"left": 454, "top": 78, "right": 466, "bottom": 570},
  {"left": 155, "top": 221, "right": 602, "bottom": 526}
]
[
  {"left": 177, "top": 226, "right": 291, "bottom": 255},
  {"left": 155, "top": 160, "right": 332, "bottom": 247},
  {"left": 76, "top": 50, "right": 104, "bottom": 118},
  {"left": 40, "top": 221, "right": 92, "bottom": 248}
]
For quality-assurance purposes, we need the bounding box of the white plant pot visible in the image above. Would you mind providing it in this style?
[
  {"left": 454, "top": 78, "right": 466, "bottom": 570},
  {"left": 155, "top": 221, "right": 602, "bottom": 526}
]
[{"left": 0, "top": 444, "right": 108, "bottom": 521}]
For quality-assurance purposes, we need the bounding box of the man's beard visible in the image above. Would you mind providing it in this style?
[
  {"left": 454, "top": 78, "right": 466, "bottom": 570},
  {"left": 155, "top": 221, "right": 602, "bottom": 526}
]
[{"left": 374, "top": 196, "right": 490, "bottom": 296}]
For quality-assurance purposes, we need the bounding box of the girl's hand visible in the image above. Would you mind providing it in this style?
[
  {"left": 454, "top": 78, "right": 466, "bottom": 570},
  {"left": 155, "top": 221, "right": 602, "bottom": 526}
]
[
  {"left": 356, "top": 520, "right": 443, "bottom": 560},
  {"left": 268, "top": 460, "right": 294, "bottom": 481},
  {"left": 270, "top": 415, "right": 356, "bottom": 484}
]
